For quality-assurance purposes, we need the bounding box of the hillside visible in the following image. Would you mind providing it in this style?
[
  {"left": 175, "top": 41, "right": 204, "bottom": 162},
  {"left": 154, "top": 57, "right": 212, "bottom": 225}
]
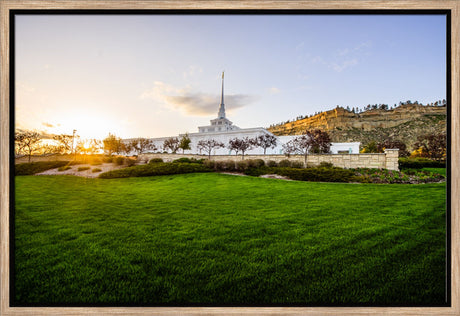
[{"left": 267, "top": 104, "right": 446, "bottom": 150}]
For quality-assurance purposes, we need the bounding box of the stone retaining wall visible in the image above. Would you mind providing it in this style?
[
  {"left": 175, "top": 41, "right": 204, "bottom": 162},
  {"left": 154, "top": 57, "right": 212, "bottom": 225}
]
[{"left": 139, "top": 149, "right": 400, "bottom": 171}]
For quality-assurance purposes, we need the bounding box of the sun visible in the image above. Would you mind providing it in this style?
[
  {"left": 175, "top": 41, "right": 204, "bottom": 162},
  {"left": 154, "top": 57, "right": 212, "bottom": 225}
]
[{"left": 53, "top": 111, "right": 122, "bottom": 140}]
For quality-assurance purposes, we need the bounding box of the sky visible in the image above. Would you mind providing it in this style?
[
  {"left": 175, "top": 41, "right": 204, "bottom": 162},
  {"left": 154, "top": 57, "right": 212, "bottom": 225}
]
[{"left": 15, "top": 14, "right": 447, "bottom": 139}]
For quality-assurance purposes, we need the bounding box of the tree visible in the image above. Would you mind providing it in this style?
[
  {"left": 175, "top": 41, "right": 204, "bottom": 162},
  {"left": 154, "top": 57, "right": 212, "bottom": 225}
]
[
  {"left": 197, "top": 139, "right": 224, "bottom": 159},
  {"left": 252, "top": 134, "right": 277, "bottom": 155},
  {"left": 306, "top": 129, "right": 331, "bottom": 154},
  {"left": 103, "top": 133, "right": 124, "bottom": 156},
  {"left": 163, "top": 137, "right": 180, "bottom": 153},
  {"left": 129, "top": 138, "right": 154, "bottom": 155},
  {"left": 178, "top": 134, "right": 191, "bottom": 154},
  {"left": 413, "top": 133, "right": 447, "bottom": 161},
  {"left": 227, "top": 138, "right": 241, "bottom": 155},
  {"left": 53, "top": 134, "right": 74, "bottom": 154},
  {"left": 282, "top": 130, "right": 331, "bottom": 165},
  {"left": 282, "top": 135, "right": 310, "bottom": 163},
  {"left": 377, "top": 139, "right": 409, "bottom": 157},
  {"left": 361, "top": 141, "right": 379, "bottom": 153},
  {"left": 227, "top": 137, "right": 254, "bottom": 159},
  {"left": 86, "top": 139, "right": 103, "bottom": 155},
  {"left": 15, "top": 131, "right": 41, "bottom": 162}
]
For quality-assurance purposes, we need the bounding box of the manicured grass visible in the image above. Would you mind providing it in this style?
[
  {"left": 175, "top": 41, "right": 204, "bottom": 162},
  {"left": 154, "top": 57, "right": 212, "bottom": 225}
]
[
  {"left": 14, "top": 174, "right": 446, "bottom": 305},
  {"left": 422, "top": 167, "right": 447, "bottom": 177}
]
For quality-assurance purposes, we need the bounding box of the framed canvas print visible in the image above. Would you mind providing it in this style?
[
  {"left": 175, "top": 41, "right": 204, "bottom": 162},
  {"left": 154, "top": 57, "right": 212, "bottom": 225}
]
[{"left": 1, "top": 1, "right": 458, "bottom": 315}]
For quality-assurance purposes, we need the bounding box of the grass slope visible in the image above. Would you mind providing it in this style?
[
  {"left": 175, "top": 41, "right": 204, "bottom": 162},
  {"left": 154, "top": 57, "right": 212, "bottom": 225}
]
[{"left": 14, "top": 174, "right": 446, "bottom": 305}]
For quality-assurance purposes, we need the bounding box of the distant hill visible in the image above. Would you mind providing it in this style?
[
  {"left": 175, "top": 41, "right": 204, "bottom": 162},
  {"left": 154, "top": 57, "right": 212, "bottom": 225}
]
[{"left": 267, "top": 104, "right": 447, "bottom": 150}]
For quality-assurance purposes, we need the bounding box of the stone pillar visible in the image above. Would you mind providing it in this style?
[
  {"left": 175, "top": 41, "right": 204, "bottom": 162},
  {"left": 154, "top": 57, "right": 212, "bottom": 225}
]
[{"left": 384, "top": 149, "right": 399, "bottom": 171}]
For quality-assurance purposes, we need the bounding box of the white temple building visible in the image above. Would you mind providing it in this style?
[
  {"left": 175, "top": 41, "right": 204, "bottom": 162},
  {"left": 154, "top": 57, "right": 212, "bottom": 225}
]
[{"left": 126, "top": 73, "right": 360, "bottom": 156}]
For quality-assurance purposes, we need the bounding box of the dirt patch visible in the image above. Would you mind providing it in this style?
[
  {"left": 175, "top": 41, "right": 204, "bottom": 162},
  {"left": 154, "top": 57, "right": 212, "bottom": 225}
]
[
  {"left": 259, "top": 174, "right": 292, "bottom": 180},
  {"left": 220, "top": 172, "right": 248, "bottom": 177},
  {"left": 36, "top": 163, "right": 126, "bottom": 178},
  {"left": 220, "top": 172, "right": 291, "bottom": 181}
]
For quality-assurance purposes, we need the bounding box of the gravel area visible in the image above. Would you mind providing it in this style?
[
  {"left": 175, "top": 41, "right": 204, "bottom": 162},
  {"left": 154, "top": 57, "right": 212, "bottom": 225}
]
[{"left": 36, "top": 163, "right": 126, "bottom": 178}]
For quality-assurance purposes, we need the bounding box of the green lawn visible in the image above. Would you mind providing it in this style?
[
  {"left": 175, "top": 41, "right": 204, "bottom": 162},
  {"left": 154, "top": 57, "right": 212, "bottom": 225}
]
[
  {"left": 422, "top": 167, "right": 447, "bottom": 177},
  {"left": 14, "top": 173, "right": 446, "bottom": 305}
]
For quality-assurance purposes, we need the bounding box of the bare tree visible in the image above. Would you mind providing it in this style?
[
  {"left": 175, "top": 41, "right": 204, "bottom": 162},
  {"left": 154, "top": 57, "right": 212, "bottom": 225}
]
[
  {"left": 87, "top": 139, "right": 103, "bottom": 155},
  {"left": 253, "top": 134, "right": 277, "bottom": 155},
  {"left": 227, "top": 138, "right": 241, "bottom": 155},
  {"left": 163, "top": 137, "right": 180, "bottom": 153},
  {"left": 227, "top": 137, "right": 254, "bottom": 159},
  {"left": 15, "top": 131, "right": 41, "bottom": 162},
  {"left": 283, "top": 135, "right": 311, "bottom": 163},
  {"left": 129, "top": 138, "right": 154, "bottom": 155},
  {"left": 53, "top": 134, "right": 74, "bottom": 154},
  {"left": 197, "top": 139, "right": 224, "bottom": 159},
  {"left": 282, "top": 130, "right": 331, "bottom": 165}
]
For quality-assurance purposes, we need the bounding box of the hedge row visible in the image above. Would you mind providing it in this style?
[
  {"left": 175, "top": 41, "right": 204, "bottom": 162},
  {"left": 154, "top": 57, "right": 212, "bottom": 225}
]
[
  {"left": 202, "top": 159, "right": 305, "bottom": 172},
  {"left": 399, "top": 157, "right": 446, "bottom": 169},
  {"left": 98, "top": 162, "right": 211, "bottom": 179},
  {"left": 15, "top": 161, "right": 71, "bottom": 175},
  {"left": 275, "top": 166, "right": 358, "bottom": 183}
]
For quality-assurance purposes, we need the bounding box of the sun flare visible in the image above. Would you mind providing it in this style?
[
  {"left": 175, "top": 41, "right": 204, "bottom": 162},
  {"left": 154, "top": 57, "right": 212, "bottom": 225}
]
[{"left": 50, "top": 112, "right": 122, "bottom": 140}]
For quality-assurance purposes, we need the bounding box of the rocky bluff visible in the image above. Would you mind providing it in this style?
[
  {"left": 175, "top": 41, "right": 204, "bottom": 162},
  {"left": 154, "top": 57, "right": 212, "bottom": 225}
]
[{"left": 267, "top": 104, "right": 446, "bottom": 149}]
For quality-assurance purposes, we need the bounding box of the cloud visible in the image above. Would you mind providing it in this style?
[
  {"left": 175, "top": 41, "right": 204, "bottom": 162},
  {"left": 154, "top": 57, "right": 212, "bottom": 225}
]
[
  {"left": 141, "top": 82, "right": 258, "bottom": 116},
  {"left": 269, "top": 87, "right": 281, "bottom": 95},
  {"left": 338, "top": 41, "right": 371, "bottom": 56},
  {"left": 42, "top": 122, "right": 55, "bottom": 128},
  {"left": 330, "top": 59, "right": 358, "bottom": 72},
  {"left": 309, "top": 41, "right": 371, "bottom": 73}
]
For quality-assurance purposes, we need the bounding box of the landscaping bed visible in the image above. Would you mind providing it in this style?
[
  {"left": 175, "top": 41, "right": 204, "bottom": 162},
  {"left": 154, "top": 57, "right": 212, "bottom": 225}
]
[{"left": 17, "top": 158, "right": 446, "bottom": 184}]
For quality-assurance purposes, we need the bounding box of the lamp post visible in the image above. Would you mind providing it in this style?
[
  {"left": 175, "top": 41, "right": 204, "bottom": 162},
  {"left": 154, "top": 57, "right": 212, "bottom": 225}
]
[{"left": 72, "top": 129, "right": 76, "bottom": 160}]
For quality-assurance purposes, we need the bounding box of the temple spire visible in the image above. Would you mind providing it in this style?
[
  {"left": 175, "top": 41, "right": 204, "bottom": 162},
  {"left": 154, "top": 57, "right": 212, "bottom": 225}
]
[{"left": 218, "top": 71, "right": 225, "bottom": 119}]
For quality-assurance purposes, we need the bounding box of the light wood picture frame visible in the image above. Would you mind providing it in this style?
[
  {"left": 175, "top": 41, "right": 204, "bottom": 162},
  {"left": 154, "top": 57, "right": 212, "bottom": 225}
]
[{"left": 1, "top": 1, "right": 458, "bottom": 315}]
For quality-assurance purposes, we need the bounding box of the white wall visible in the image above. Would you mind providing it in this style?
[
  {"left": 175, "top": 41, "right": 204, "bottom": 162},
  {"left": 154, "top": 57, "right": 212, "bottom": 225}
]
[{"left": 125, "top": 128, "right": 360, "bottom": 156}]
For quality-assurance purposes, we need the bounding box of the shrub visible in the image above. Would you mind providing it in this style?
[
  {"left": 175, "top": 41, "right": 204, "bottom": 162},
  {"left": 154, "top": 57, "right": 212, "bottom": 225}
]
[
  {"left": 103, "top": 156, "right": 113, "bottom": 163},
  {"left": 15, "top": 161, "right": 70, "bottom": 175},
  {"left": 399, "top": 157, "right": 445, "bottom": 169},
  {"left": 291, "top": 161, "right": 304, "bottom": 168},
  {"left": 266, "top": 160, "right": 278, "bottom": 167},
  {"left": 222, "top": 160, "right": 236, "bottom": 171},
  {"left": 319, "top": 162, "right": 334, "bottom": 168},
  {"left": 213, "top": 161, "right": 225, "bottom": 171},
  {"left": 275, "top": 166, "right": 356, "bottom": 183},
  {"left": 58, "top": 166, "right": 72, "bottom": 172},
  {"left": 203, "top": 160, "right": 215, "bottom": 169},
  {"left": 210, "top": 160, "right": 236, "bottom": 172},
  {"left": 236, "top": 160, "right": 249, "bottom": 171},
  {"left": 99, "top": 162, "right": 211, "bottom": 179},
  {"left": 246, "top": 159, "right": 265, "bottom": 168},
  {"left": 278, "top": 159, "right": 292, "bottom": 167},
  {"left": 172, "top": 157, "right": 204, "bottom": 164},
  {"left": 149, "top": 158, "right": 163, "bottom": 164},
  {"left": 243, "top": 166, "right": 272, "bottom": 177},
  {"left": 115, "top": 157, "right": 125, "bottom": 165},
  {"left": 125, "top": 158, "right": 137, "bottom": 167},
  {"left": 352, "top": 168, "right": 445, "bottom": 184},
  {"left": 92, "top": 168, "right": 102, "bottom": 173},
  {"left": 77, "top": 167, "right": 90, "bottom": 172}
]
